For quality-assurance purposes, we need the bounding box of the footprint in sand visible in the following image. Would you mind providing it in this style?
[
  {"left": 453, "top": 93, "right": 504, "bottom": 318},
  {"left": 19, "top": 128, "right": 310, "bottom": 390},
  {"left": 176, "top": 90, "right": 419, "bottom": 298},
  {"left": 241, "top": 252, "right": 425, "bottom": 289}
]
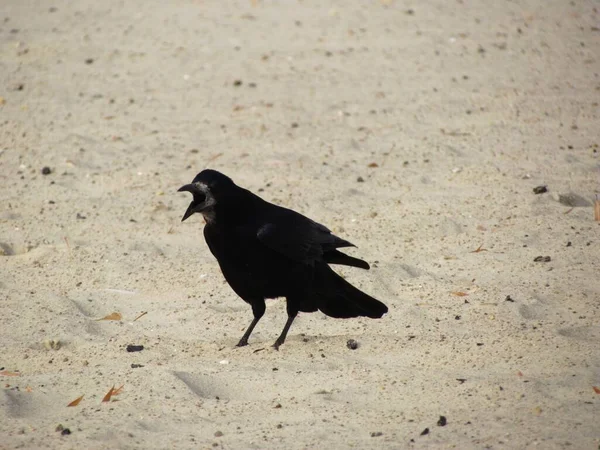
[
  {"left": 172, "top": 371, "right": 264, "bottom": 401},
  {"left": 557, "top": 325, "right": 600, "bottom": 342}
]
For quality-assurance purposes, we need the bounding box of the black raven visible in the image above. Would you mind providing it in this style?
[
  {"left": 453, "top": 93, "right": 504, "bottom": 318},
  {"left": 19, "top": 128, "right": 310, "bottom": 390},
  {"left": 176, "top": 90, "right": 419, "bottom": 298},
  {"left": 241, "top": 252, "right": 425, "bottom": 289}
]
[{"left": 178, "top": 169, "right": 388, "bottom": 349}]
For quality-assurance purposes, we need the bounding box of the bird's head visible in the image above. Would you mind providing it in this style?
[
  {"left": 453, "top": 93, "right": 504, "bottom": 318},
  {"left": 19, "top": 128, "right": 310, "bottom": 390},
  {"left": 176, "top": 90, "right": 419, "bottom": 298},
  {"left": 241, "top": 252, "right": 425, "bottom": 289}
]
[{"left": 178, "top": 169, "right": 235, "bottom": 222}]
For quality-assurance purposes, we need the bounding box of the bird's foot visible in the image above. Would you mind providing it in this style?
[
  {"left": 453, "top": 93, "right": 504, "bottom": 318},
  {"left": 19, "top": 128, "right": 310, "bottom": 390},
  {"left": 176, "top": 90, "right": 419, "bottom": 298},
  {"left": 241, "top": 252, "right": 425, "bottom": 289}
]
[
  {"left": 271, "top": 340, "right": 284, "bottom": 351},
  {"left": 236, "top": 339, "right": 249, "bottom": 347}
]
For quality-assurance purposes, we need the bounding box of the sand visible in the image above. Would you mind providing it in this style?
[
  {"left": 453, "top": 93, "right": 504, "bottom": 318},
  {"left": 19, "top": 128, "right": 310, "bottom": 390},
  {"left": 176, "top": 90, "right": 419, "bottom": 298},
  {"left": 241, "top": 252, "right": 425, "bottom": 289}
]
[{"left": 1, "top": 0, "right": 599, "bottom": 448}]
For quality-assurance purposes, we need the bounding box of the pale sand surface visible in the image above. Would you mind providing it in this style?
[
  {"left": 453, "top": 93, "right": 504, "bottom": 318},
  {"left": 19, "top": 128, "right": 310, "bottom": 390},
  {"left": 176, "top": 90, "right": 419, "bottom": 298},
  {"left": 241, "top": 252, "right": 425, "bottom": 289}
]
[{"left": 1, "top": 1, "right": 599, "bottom": 448}]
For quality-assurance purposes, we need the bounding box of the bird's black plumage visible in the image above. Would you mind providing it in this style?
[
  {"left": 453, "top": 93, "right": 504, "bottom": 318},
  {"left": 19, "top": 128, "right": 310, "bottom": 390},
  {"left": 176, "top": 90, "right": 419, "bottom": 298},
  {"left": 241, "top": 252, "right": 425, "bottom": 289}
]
[{"left": 178, "top": 169, "right": 388, "bottom": 349}]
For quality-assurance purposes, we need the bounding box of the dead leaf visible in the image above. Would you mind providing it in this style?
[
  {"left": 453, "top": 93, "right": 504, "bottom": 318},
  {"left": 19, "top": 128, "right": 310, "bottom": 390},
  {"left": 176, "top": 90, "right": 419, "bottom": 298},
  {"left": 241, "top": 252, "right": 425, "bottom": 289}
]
[
  {"left": 0, "top": 370, "right": 21, "bottom": 377},
  {"left": 207, "top": 152, "right": 223, "bottom": 163},
  {"left": 133, "top": 311, "right": 147, "bottom": 322},
  {"left": 102, "top": 386, "right": 115, "bottom": 403},
  {"left": 595, "top": 199, "right": 600, "bottom": 222},
  {"left": 102, "top": 384, "right": 124, "bottom": 403},
  {"left": 471, "top": 244, "right": 488, "bottom": 253},
  {"left": 368, "top": 162, "right": 379, "bottom": 168},
  {"left": 96, "top": 312, "right": 123, "bottom": 321},
  {"left": 451, "top": 291, "right": 468, "bottom": 297},
  {"left": 593, "top": 386, "right": 600, "bottom": 394},
  {"left": 67, "top": 395, "right": 84, "bottom": 407},
  {"left": 25, "top": 385, "right": 33, "bottom": 392}
]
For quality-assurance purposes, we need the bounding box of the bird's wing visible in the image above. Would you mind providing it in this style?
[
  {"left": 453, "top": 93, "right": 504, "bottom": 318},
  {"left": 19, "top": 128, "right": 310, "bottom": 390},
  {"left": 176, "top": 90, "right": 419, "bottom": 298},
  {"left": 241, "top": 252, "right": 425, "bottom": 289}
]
[{"left": 257, "top": 211, "right": 354, "bottom": 265}]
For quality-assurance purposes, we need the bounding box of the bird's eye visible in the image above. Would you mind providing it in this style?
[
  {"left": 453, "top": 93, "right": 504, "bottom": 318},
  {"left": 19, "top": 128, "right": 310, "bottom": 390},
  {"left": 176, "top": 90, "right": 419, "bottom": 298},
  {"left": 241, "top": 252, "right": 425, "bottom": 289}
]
[{"left": 195, "top": 192, "right": 207, "bottom": 203}]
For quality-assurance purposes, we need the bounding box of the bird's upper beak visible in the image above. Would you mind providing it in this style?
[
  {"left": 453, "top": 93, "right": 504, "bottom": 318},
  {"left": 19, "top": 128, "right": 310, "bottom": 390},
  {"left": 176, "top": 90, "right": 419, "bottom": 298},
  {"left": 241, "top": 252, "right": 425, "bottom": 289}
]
[
  {"left": 177, "top": 184, "right": 196, "bottom": 194},
  {"left": 178, "top": 184, "right": 203, "bottom": 222}
]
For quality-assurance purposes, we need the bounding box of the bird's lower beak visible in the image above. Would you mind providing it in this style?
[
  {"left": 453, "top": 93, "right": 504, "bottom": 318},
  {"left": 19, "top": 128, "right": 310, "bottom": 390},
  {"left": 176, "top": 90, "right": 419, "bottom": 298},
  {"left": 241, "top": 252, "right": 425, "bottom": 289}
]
[{"left": 181, "top": 202, "right": 196, "bottom": 222}]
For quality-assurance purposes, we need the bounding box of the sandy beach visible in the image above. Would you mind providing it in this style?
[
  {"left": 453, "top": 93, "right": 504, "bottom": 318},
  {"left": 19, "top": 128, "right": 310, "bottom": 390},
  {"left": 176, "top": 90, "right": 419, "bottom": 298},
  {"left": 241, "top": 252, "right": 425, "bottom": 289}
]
[{"left": 1, "top": 0, "right": 599, "bottom": 448}]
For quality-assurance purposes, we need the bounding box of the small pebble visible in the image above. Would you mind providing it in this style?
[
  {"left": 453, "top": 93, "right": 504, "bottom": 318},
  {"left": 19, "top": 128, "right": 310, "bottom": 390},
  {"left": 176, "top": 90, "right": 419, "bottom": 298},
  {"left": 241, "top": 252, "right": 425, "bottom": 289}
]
[
  {"left": 126, "top": 344, "right": 144, "bottom": 352},
  {"left": 420, "top": 427, "right": 430, "bottom": 436},
  {"left": 370, "top": 431, "right": 383, "bottom": 437},
  {"left": 533, "top": 185, "right": 547, "bottom": 194},
  {"left": 533, "top": 256, "right": 551, "bottom": 262},
  {"left": 346, "top": 339, "right": 359, "bottom": 350},
  {"left": 437, "top": 416, "right": 447, "bottom": 426},
  {"left": 41, "top": 166, "right": 52, "bottom": 175}
]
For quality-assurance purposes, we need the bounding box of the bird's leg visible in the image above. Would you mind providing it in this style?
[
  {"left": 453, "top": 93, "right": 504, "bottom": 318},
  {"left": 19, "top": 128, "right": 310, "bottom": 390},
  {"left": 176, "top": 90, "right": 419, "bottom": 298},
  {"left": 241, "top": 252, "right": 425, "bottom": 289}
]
[
  {"left": 272, "top": 303, "right": 299, "bottom": 350},
  {"left": 236, "top": 300, "right": 265, "bottom": 347}
]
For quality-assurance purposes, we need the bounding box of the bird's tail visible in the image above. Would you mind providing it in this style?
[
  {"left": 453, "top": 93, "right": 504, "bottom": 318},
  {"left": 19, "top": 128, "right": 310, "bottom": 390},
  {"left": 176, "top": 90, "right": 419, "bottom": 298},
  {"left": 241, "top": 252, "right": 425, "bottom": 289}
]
[{"left": 314, "top": 264, "right": 388, "bottom": 319}]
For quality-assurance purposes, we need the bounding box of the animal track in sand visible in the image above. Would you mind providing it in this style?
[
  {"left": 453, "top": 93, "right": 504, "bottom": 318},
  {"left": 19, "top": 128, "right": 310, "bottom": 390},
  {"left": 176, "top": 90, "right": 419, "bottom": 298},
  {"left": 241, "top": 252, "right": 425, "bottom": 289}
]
[{"left": 172, "top": 371, "right": 271, "bottom": 401}]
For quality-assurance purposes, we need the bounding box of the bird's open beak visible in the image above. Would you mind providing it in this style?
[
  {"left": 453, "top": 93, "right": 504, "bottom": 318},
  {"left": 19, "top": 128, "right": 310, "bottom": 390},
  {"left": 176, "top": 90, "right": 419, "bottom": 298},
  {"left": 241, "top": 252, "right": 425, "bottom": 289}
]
[{"left": 178, "top": 184, "right": 199, "bottom": 222}]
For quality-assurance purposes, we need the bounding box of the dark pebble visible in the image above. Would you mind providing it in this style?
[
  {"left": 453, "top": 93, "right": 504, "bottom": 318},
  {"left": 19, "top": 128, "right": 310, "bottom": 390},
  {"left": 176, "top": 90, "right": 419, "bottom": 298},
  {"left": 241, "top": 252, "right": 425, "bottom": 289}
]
[
  {"left": 346, "top": 339, "right": 359, "bottom": 350},
  {"left": 126, "top": 345, "right": 144, "bottom": 352},
  {"left": 357, "top": 176, "right": 365, "bottom": 182},
  {"left": 61, "top": 428, "right": 71, "bottom": 435},
  {"left": 437, "top": 416, "right": 447, "bottom": 426},
  {"left": 84, "top": 58, "right": 94, "bottom": 64},
  {"left": 370, "top": 431, "right": 383, "bottom": 437},
  {"left": 131, "top": 363, "right": 144, "bottom": 368},
  {"left": 566, "top": 241, "right": 572, "bottom": 247},
  {"left": 41, "top": 166, "right": 52, "bottom": 175},
  {"left": 505, "top": 295, "right": 514, "bottom": 302},
  {"left": 420, "top": 427, "right": 430, "bottom": 436},
  {"left": 533, "top": 185, "right": 548, "bottom": 194},
  {"left": 233, "top": 80, "right": 242, "bottom": 86},
  {"left": 291, "top": 122, "right": 299, "bottom": 128},
  {"left": 533, "top": 256, "right": 551, "bottom": 262}
]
